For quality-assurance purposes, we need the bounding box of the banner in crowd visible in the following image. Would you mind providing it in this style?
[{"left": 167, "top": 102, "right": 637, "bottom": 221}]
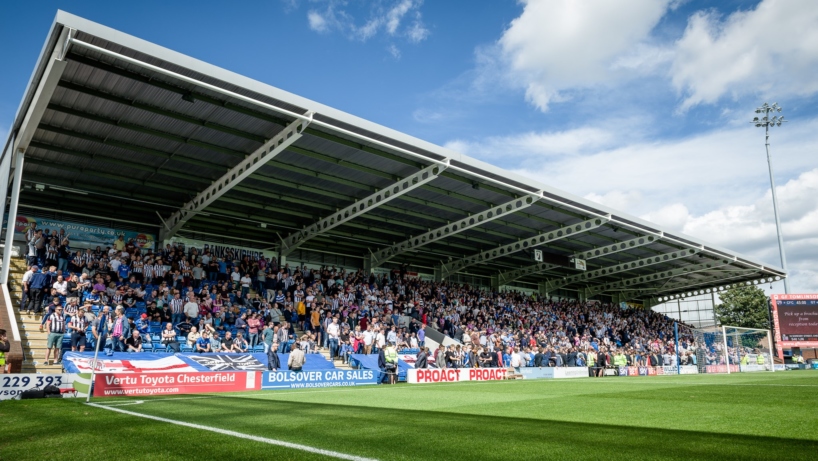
[
  {"left": 519, "top": 367, "right": 588, "bottom": 379},
  {"left": 8, "top": 214, "right": 156, "bottom": 249},
  {"left": 63, "top": 352, "right": 336, "bottom": 374},
  {"left": 185, "top": 354, "right": 267, "bottom": 371},
  {"left": 261, "top": 369, "right": 380, "bottom": 390},
  {"left": 769, "top": 294, "right": 818, "bottom": 359},
  {"left": 739, "top": 364, "right": 770, "bottom": 372},
  {"left": 407, "top": 368, "right": 507, "bottom": 384},
  {"left": 94, "top": 371, "right": 259, "bottom": 397},
  {"left": 704, "top": 364, "right": 741, "bottom": 373},
  {"left": 167, "top": 236, "right": 276, "bottom": 261},
  {"left": 62, "top": 353, "right": 200, "bottom": 374},
  {"left": 614, "top": 366, "right": 695, "bottom": 376},
  {"left": 0, "top": 373, "right": 90, "bottom": 400}
]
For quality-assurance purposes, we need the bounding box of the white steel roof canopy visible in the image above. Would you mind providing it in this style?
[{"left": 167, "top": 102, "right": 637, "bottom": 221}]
[{"left": 1, "top": 11, "right": 787, "bottom": 305}]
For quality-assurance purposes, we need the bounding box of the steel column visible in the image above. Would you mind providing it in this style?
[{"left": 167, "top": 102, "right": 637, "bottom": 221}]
[
  {"left": 159, "top": 114, "right": 313, "bottom": 241},
  {"left": 1, "top": 151, "right": 25, "bottom": 284},
  {"left": 547, "top": 247, "right": 700, "bottom": 292},
  {"left": 370, "top": 195, "right": 539, "bottom": 268},
  {"left": 280, "top": 163, "right": 447, "bottom": 257},
  {"left": 440, "top": 216, "right": 610, "bottom": 278}
]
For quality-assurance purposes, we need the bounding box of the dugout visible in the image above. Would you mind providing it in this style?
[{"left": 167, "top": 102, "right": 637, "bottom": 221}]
[{"left": 0, "top": 11, "right": 787, "bottom": 372}]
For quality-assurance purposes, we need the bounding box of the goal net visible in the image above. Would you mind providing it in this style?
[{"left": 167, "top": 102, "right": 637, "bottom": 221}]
[{"left": 691, "top": 325, "right": 775, "bottom": 374}]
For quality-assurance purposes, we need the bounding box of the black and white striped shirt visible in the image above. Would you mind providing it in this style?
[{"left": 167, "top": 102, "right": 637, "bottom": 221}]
[
  {"left": 46, "top": 245, "right": 58, "bottom": 260},
  {"left": 132, "top": 261, "right": 143, "bottom": 274},
  {"left": 143, "top": 264, "right": 154, "bottom": 280},
  {"left": 48, "top": 313, "right": 66, "bottom": 333},
  {"left": 70, "top": 315, "right": 87, "bottom": 333},
  {"left": 170, "top": 298, "right": 184, "bottom": 314}
]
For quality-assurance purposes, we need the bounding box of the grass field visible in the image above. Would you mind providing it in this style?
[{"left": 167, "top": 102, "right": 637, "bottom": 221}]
[{"left": 2, "top": 372, "right": 818, "bottom": 460}]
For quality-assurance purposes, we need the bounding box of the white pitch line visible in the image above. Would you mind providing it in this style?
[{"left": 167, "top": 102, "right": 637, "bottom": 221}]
[
  {"left": 90, "top": 377, "right": 818, "bottom": 406},
  {"left": 86, "top": 402, "right": 379, "bottom": 461}
]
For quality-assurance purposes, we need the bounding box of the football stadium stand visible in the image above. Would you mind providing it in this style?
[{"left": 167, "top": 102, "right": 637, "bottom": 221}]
[{"left": 0, "top": 11, "right": 787, "bottom": 377}]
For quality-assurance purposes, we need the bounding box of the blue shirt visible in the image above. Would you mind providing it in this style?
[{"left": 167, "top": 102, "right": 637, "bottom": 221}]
[
  {"left": 196, "top": 337, "right": 210, "bottom": 350},
  {"left": 135, "top": 319, "right": 150, "bottom": 334}
]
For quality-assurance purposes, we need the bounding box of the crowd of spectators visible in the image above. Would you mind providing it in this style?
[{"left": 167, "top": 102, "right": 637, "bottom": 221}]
[{"left": 18, "top": 224, "right": 707, "bottom": 375}]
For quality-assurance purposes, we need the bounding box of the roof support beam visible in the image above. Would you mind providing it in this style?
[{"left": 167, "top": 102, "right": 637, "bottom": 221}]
[
  {"left": 496, "top": 234, "right": 663, "bottom": 287},
  {"left": 370, "top": 195, "right": 539, "bottom": 268},
  {"left": 440, "top": 216, "right": 610, "bottom": 278},
  {"left": 584, "top": 257, "right": 735, "bottom": 298},
  {"left": 546, "top": 246, "right": 698, "bottom": 292},
  {"left": 159, "top": 113, "right": 312, "bottom": 241},
  {"left": 13, "top": 28, "right": 73, "bottom": 154},
  {"left": 280, "top": 162, "right": 448, "bottom": 257}
]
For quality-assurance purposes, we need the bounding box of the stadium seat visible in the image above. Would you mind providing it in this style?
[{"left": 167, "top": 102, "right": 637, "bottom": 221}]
[{"left": 180, "top": 344, "right": 193, "bottom": 353}]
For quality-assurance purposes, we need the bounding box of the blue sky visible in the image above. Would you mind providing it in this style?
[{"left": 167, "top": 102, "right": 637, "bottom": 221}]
[{"left": 1, "top": 0, "right": 816, "bottom": 293}]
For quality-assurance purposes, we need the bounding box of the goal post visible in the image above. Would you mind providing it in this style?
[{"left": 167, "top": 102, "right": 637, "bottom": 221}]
[{"left": 691, "top": 325, "right": 775, "bottom": 374}]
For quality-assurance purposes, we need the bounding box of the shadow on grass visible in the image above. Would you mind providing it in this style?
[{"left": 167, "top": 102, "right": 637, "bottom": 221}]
[{"left": 126, "top": 395, "right": 818, "bottom": 461}]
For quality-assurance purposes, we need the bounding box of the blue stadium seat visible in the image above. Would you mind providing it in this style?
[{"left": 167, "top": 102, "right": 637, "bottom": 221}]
[
  {"left": 252, "top": 345, "right": 264, "bottom": 353},
  {"left": 180, "top": 344, "right": 193, "bottom": 353}
]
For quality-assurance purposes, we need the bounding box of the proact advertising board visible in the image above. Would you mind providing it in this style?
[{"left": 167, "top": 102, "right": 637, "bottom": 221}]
[{"left": 407, "top": 368, "right": 507, "bottom": 384}]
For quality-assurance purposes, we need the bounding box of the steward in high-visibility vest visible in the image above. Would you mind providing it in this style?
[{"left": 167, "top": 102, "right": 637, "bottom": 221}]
[
  {"left": 587, "top": 351, "right": 596, "bottom": 367},
  {"left": 740, "top": 355, "right": 748, "bottom": 365},
  {"left": 756, "top": 354, "right": 765, "bottom": 365}
]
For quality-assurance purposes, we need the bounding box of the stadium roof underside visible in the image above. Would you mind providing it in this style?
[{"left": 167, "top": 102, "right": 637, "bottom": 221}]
[{"left": 2, "top": 11, "right": 786, "bottom": 306}]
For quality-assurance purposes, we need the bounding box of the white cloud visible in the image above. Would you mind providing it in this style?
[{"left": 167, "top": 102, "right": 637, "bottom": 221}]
[
  {"left": 387, "top": 44, "right": 401, "bottom": 60},
  {"left": 307, "top": 10, "right": 329, "bottom": 33},
  {"left": 642, "top": 169, "right": 818, "bottom": 293},
  {"left": 672, "top": 0, "right": 818, "bottom": 110},
  {"left": 444, "top": 117, "right": 818, "bottom": 292},
  {"left": 495, "top": 0, "right": 671, "bottom": 111},
  {"left": 303, "top": 0, "right": 429, "bottom": 45},
  {"left": 470, "top": 0, "right": 818, "bottom": 114}
]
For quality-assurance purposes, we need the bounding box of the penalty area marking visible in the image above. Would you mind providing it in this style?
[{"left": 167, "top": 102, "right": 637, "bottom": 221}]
[{"left": 86, "top": 402, "right": 378, "bottom": 461}]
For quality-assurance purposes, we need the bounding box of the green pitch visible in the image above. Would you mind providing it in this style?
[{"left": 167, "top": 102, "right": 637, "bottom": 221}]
[{"left": 2, "top": 372, "right": 817, "bottom": 460}]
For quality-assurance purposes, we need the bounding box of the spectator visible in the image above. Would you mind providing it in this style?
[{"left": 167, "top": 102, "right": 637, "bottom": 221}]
[
  {"left": 220, "top": 331, "right": 235, "bottom": 352},
  {"left": 25, "top": 266, "right": 48, "bottom": 313},
  {"left": 44, "top": 305, "right": 66, "bottom": 364},
  {"left": 267, "top": 342, "right": 281, "bottom": 371},
  {"left": 68, "top": 306, "right": 88, "bottom": 352},
  {"left": 262, "top": 323, "right": 274, "bottom": 354},
  {"left": 0, "top": 329, "right": 9, "bottom": 374},
  {"left": 110, "top": 306, "right": 131, "bottom": 353},
  {"left": 327, "top": 317, "right": 340, "bottom": 361},
  {"left": 126, "top": 330, "right": 143, "bottom": 352},
  {"left": 247, "top": 313, "right": 261, "bottom": 348},
  {"left": 196, "top": 331, "right": 211, "bottom": 353},
  {"left": 161, "top": 322, "right": 180, "bottom": 353},
  {"left": 288, "top": 343, "right": 305, "bottom": 372},
  {"left": 416, "top": 346, "right": 428, "bottom": 369},
  {"left": 233, "top": 332, "right": 248, "bottom": 353},
  {"left": 135, "top": 313, "right": 150, "bottom": 336},
  {"left": 183, "top": 296, "right": 199, "bottom": 323},
  {"left": 187, "top": 326, "right": 201, "bottom": 347}
]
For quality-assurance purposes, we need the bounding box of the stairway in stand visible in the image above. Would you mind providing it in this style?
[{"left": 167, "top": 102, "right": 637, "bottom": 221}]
[
  {"left": 7, "top": 257, "right": 64, "bottom": 374},
  {"left": 291, "top": 324, "right": 353, "bottom": 371}
]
